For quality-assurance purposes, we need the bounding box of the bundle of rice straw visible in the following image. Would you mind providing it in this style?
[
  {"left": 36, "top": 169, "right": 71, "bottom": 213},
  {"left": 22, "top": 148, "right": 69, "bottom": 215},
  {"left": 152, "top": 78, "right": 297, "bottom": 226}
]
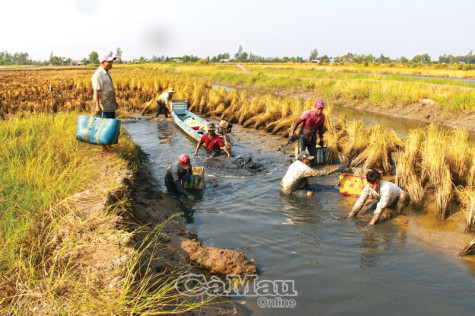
[
  {"left": 457, "top": 186, "right": 475, "bottom": 232},
  {"left": 351, "top": 123, "right": 404, "bottom": 173},
  {"left": 395, "top": 129, "right": 425, "bottom": 206},
  {"left": 446, "top": 127, "right": 471, "bottom": 184},
  {"left": 339, "top": 119, "right": 368, "bottom": 166}
]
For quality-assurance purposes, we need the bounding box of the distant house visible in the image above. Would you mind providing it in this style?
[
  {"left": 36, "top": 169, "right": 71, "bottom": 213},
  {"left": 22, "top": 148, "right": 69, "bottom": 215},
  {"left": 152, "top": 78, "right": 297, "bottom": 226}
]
[
  {"left": 329, "top": 58, "right": 341, "bottom": 64},
  {"left": 173, "top": 58, "right": 183, "bottom": 63},
  {"left": 71, "top": 60, "right": 84, "bottom": 66},
  {"left": 219, "top": 59, "right": 231, "bottom": 63},
  {"left": 310, "top": 60, "right": 321, "bottom": 64}
]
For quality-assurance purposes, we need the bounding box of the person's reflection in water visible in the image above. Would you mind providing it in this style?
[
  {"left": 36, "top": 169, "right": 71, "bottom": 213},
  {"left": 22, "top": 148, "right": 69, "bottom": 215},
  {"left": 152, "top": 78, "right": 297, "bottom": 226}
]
[
  {"left": 156, "top": 121, "right": 175, "bottom": 145},
  {"left": 357, "top": 222, "right": 405, "bottom": 269},
  {"left": 180, "top": 199, "right": 198, "bottom": 224},
  {"left": 176, "top": 189, "right": 203, "bottom": 224},
  {"left": 280, "top": 194, "right": 321, "bottom": 225}
]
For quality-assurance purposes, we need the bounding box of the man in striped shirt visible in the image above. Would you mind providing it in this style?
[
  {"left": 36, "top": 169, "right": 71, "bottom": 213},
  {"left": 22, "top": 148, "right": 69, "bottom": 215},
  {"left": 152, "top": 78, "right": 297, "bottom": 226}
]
[
  {"left": 348, "top": 169, "right": 409, "bottom": 225},
  {"left": 92, "top": 53, "right": 118, "bottom": 152},
  {"left": 280, "top": 150, "right": 342, "bottom": 197}
]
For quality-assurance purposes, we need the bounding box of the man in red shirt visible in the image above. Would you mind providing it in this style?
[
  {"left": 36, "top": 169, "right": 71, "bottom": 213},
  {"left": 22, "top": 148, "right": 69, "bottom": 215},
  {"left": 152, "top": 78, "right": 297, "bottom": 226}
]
[
  {"left": 194, "top": 123, "right": 231, "bottom": 158},
  {"left": 289, "top": 99, "right": 326, "bottom": 165}
]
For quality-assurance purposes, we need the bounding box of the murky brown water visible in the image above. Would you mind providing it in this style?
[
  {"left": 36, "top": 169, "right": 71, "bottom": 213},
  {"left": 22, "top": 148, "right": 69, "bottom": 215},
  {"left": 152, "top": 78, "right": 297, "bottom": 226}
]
[{"left": 124, "top": 113, "right": 475, "bottom": 316}]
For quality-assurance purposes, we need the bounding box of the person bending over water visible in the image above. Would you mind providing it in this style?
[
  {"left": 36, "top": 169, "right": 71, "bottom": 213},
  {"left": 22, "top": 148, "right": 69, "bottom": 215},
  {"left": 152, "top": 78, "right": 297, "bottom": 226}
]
[
  {"left": 348, "top": 169, "right": 409, "bottom": 225},
  {"left": 165, "top": 154, "right": 195, "bottom": 201},
  {"left": 280, "top": 150, "right": 343, "bottom": 197}
]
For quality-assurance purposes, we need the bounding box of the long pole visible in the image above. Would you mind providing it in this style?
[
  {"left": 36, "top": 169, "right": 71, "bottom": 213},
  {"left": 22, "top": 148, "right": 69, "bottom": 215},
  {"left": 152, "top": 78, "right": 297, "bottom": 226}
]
[{"left": 49, "top": 85, "right": 54, "bottom": 122}]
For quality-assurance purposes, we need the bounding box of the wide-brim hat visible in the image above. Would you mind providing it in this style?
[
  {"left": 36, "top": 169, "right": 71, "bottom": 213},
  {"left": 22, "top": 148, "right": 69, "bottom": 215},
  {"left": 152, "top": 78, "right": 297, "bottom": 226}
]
[
  {"left": 167, "top": 87, "right": 175, "bottom": 93},
  {"left": 219, "top": 120, "right": 229, "bottom": 128},
  {"left": 298, "top": 150, "right": 314, "bottom": 160},
  {"left": 207, "top": 122, "right": 216, "bottom": 131}
]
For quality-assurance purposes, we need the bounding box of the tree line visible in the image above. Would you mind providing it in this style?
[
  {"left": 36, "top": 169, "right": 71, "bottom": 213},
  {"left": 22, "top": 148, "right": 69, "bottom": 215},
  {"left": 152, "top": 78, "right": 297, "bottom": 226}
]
[{"left": 0, "top": 47, "right": 473, "bottom": 66}]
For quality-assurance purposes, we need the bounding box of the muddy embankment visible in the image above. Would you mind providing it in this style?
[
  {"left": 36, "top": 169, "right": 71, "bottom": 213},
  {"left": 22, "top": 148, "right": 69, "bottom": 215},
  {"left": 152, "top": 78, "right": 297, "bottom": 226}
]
[
  {"left": 334, "top": 97, "right": 475, "bottom": 134},
  {"left": 129, "top": 160, "right": 258, "bottom": 277},
  {"left": 57, "top": 151, "right": 257, "bottom": 314}
]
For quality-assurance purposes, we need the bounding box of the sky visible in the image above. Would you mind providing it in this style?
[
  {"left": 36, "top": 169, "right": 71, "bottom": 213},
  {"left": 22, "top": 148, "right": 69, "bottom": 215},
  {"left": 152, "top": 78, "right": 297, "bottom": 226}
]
[{"left": 1, "top": 0, "right": 474, "bottom": 61}]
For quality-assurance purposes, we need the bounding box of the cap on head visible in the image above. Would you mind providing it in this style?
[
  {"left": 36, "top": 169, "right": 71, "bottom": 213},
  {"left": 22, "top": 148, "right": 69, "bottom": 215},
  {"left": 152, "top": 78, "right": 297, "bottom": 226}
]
[
  {"left": 167, "top": 87, "right": 175, "bottom": 93},
  {"left": 314, "top": 99, "right": 325, "bottom": 109},
  {"left": 298, "top": 150, "right": 314, "bottom": 161},
  {"left": 207, "top": 122, "right": 216, "bottom": 131},
  {"left": 99, "top": 53, "right": 117, "bottom": 63},
  {"left": 219, "top": 120, "right": 229, "bottom": 129},
  {"left": 178, "top": 154, "right": 191, "bottom": 169}
]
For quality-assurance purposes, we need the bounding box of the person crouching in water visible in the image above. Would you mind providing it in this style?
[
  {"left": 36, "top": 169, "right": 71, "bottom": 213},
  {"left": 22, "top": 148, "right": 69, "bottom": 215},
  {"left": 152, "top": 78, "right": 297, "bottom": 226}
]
[
  {"left": 194, "top": 122, "right": 231, "bottom": 158},
  {"left": 280, "top": 150, "right": 343, "bottom": 197},
  {"left": 165, "top": 154, "right": 195, "bottom": 201},
  {"left": 218, "top": 120, "right": 233, "bottom": 136},
  {"left": 348, "top": 169, "right": 409, "bottom": 225}
]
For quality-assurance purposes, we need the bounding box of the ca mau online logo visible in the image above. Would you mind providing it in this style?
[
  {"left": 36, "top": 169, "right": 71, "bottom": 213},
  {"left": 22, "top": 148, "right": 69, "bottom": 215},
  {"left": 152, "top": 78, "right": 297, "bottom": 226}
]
[{"left": 175, "top": 274, "right": 298, "bottom": 297}]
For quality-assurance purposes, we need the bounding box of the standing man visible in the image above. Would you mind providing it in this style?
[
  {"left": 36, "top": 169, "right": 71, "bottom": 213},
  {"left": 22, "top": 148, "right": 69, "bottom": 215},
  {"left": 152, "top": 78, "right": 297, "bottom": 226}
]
[
  {"left": 289, "top": 99, "right": 326, "bottom": 165},
  {"left": 165, "top": 154, "right": 195, "bottom": 201},
  {"left": 155, "top": 87, "right": 175, "bottom": 118},
  {"left": 194, "top": 123, "right": 231, "bottom": 158},
  {"left": 92, "top": 53, "right": 118, "bottom": 152},
  {"left": 281, "top": 150, "right": 343, "bottom": 197},
  {"left": 348, "top": 169, "right": 409, "bottom": 225}
]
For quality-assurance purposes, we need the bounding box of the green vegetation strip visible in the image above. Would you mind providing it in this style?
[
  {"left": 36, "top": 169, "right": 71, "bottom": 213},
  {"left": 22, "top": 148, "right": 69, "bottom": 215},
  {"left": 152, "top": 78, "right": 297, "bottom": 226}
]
[
  {"left": 128, "top": 63, "right": 475, "bottom": 111},
  {"left": 0, "top": 112, "right": 137, "bottom": 269}
]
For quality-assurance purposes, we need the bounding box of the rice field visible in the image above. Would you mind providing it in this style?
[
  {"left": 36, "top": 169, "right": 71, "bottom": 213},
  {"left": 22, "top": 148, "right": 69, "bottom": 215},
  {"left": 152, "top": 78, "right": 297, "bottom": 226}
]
[
  {"left": 0, "top": 65, "right": 474, "bottom": 230},
  {"left": 139, "top": 63, "right": 475, "bottom": 111},
  {"left": 0, "top": 63, "right": 474, "bottom": 312}
]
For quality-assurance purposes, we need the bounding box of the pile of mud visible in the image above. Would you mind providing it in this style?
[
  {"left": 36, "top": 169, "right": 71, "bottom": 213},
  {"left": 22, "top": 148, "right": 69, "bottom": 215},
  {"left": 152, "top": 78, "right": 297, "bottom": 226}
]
[{"left": 198, "top": 154, "right": 267, "bottom": 177}]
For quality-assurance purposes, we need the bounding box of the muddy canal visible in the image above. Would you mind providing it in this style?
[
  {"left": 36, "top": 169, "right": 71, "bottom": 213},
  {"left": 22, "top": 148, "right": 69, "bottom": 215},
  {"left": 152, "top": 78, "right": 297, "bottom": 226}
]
[{"left": 124, "top": 118, "right": 475, "bottom": 316}]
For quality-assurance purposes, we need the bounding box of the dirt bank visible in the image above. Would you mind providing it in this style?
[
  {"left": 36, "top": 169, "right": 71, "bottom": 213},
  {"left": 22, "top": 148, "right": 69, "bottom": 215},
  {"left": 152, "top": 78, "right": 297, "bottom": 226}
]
[
  {"left": 334, "top": 98, "right": 475, "bottom": 133},
  {"left": 392, "top": 211, "right": 475, "bottom": 272},
  {"left": 36, "top": 151, "right": 256, "bottom": 314},
  {"left": 129, "top": 161, "right": 258, "bottom": 277}
]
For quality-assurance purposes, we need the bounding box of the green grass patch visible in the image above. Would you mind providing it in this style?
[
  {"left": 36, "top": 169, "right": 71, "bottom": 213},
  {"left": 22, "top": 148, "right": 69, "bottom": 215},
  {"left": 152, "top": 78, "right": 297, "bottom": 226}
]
[
  {"left": 0, "top": 112, "right": 137, "bottom": 270},
  {"left": 134, "top": 63, "right": 474, "bottom": 112}
]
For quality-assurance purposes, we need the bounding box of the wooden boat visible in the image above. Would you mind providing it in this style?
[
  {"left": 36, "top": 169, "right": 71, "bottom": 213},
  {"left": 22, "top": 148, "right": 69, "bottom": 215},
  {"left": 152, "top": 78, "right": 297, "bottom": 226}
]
[{"left": 171, "top": 100, "right": 233, "bottom": 149}]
